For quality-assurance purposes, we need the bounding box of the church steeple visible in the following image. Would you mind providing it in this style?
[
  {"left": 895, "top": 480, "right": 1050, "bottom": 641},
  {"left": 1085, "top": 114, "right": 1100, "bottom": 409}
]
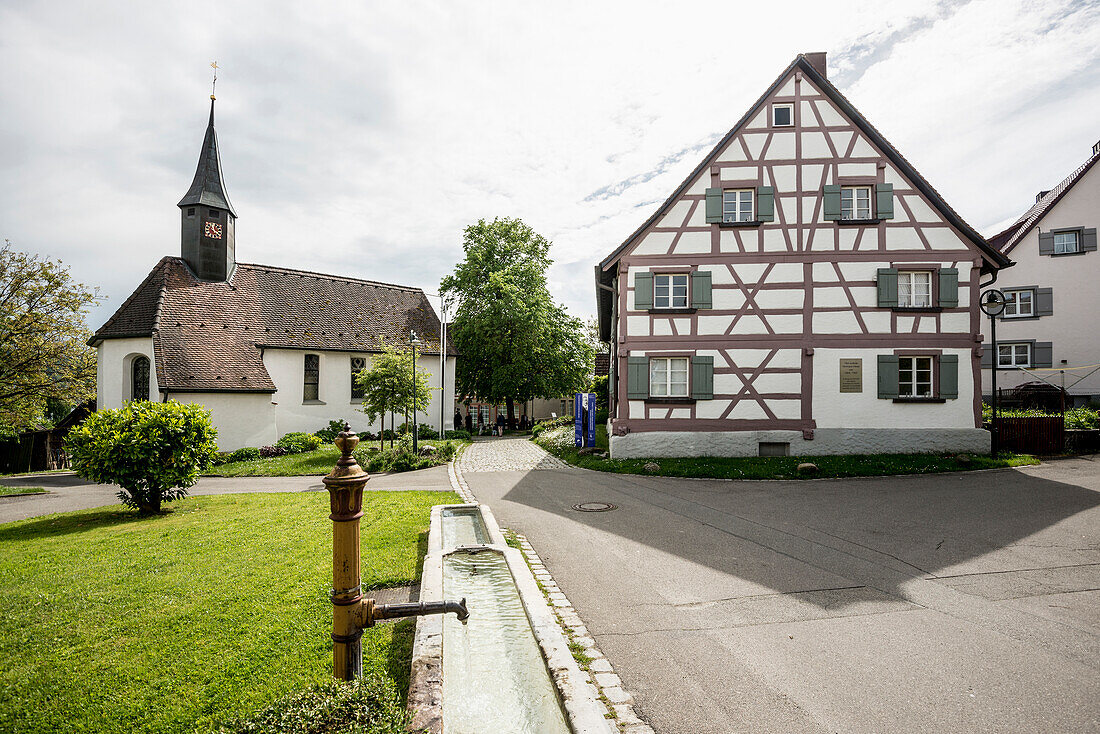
[{"left": 178, "top": 85, "right": 236, "bottom": 282}]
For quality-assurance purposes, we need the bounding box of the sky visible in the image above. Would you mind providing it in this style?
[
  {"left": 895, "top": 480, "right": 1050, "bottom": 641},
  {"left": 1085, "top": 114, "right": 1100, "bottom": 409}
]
[{"left": 2, "top": 0, "right": 1098, "bottom": 331}]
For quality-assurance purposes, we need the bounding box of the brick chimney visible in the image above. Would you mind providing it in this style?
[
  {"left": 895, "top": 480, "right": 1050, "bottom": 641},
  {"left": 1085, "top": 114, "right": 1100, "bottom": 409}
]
[{"left": 803, "top": 52, "right": 827, "bottom": 79}]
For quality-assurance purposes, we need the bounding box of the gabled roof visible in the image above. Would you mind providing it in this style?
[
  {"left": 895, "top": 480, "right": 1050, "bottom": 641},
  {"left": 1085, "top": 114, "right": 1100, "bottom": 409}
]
[
  {"left": 178, "top": 98, "right": 237, "bottom": 216},
  {"left": 992, "top": 146, "right": 1100, "bottom": 255},
  {"left": 91, "top": 258, "right": 455, "bottom": 393},
  {"left": 597, "top": 55, "right": 1011, "bottom": 330}
]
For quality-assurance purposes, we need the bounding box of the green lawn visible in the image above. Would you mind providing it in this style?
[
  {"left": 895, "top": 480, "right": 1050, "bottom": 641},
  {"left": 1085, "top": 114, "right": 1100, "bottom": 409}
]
[
  {"left": 0, "top": 486, "right": 46, "bottom": 496},
  {"left": 209, "top": 445, "right": 342, "bottom": 476},
  {"left": 537, "top": 425, "right": 1039, "bottom": 480},
  {"left": 0, "top": 490, "right": 458, "bottom": 733}
]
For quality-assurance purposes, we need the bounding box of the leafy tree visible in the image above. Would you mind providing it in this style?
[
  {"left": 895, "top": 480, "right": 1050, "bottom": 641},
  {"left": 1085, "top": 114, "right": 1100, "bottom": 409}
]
[
  {"left": 65, "top": 400, "right": 218, "bottom": 514},
  {"left": 355, "top": 343, "right": 432, "bottom": 449},
  {"left": 441, "top": 218, "right": 593, "bottom": 425},
  {"left": 0, "top": 241, "right": 97, "bottom": 435}
]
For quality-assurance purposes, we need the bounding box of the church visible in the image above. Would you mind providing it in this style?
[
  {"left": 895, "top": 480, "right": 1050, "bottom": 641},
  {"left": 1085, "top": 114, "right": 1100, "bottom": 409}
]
[{"left": 90, "top": 95, "right": 456, "bottom": 450}]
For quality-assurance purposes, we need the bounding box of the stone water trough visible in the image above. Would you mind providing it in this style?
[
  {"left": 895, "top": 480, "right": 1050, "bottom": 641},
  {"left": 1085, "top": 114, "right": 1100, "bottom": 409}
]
[{"left": 407, "top": 503, "right": 614, "bottom": 734}]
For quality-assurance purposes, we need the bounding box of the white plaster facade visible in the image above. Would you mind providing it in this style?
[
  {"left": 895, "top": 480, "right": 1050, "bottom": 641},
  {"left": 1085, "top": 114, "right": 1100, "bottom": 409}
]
[
  {"left": 981, "top": 150, "right": 1100, "bottom": 404},
  {"left": 97, "top": 344, "right": 457, "bottom": 451}
]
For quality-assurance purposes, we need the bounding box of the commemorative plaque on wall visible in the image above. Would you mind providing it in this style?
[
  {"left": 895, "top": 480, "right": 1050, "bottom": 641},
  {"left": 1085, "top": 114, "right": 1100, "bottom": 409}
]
[{"left": 839, "top": 358, "right": 862, "bottom": 393}]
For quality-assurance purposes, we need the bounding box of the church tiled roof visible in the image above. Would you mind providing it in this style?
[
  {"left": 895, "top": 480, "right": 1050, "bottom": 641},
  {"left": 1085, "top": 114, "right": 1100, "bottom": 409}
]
[{"left": 91, "top": 257, "right": 455, "bottom": 394}]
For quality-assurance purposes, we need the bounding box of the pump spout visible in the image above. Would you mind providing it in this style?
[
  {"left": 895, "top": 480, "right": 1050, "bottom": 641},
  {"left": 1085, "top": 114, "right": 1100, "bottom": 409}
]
[{"left": 372, "top": 597, "right": 470, "bottom": 625}]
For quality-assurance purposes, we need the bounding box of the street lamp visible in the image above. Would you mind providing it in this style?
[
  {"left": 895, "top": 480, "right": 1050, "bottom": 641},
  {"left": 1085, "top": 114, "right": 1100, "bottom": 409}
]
[
  {"left": 410, "top": 330, "right": 421, "bottom": 454},
  {"left": 980, "top": 289, "right": 1007, "bottom": 456}
]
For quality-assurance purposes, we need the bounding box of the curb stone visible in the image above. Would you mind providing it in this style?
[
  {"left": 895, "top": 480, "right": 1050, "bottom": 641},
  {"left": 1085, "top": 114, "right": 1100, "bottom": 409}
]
[{"left": 507, "top": 530, "right": 655, "bottom": 734}]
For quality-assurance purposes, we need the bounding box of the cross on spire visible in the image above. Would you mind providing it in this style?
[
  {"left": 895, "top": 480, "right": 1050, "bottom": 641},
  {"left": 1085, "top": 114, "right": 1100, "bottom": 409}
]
[{"left": 210, "top": 61, "right": 218, "bottom": 99}]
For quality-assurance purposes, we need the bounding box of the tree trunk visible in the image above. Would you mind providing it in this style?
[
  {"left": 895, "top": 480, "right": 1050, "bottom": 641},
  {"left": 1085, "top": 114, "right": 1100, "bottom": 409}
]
[{"left": 506, "top": 397, "right": 515, "bottom": 430}]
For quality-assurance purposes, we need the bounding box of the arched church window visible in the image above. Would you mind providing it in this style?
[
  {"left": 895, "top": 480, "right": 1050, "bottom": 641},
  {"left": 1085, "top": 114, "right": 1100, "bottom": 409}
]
[{"left": 132, "top": 356, "right": 150, "bottom": 402}]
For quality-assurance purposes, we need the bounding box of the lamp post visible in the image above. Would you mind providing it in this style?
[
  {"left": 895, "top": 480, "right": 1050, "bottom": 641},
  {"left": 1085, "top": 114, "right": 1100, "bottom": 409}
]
[
  {"left": 980, "top": 289, "right": 1007, "bottom": 456},
  {"left": 410, "top": 330, "right": 421, "bottom": 454}
]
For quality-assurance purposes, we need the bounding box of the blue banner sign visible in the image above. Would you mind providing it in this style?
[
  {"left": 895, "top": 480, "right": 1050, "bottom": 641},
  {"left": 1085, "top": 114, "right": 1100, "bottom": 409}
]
[
  {"left": 574, "top": 393, "right": 584, "bottom": 447},
  {"left": 587, "top": 393, "right": 596, "bottom": 448},
  {"left": 574, "top": 393, "right": 597, "bottom": 448}
]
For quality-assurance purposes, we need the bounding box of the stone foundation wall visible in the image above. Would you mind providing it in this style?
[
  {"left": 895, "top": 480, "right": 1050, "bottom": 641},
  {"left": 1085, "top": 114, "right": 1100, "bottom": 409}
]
[{"left": 609, "top": 428, "right": 991, "bottom": 458}]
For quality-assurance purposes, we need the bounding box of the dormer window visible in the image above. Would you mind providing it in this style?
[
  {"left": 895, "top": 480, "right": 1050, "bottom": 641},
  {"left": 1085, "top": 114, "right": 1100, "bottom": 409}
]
[
  {"left": 841, "top": 186, "right": 872, "bottom": 220},
  {"left": 772, "top": 103, "right": 793, "bottom": 127}
]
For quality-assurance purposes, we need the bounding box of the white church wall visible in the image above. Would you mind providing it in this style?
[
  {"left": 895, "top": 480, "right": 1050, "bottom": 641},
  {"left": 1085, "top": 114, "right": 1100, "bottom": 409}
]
[
  {"left": 169, "top": 392, "right": 278, "bottom": 451},
  {"left": 263, "top": 348, "right": 457, "bottom": 438},
  {"left": 97, "top": 337, "right": 159, "bottom": 409}
]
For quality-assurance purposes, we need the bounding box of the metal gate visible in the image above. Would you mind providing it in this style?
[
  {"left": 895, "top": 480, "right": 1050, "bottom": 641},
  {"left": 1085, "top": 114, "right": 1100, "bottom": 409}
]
[{"left": 995, "top": 416, "right": 1064, "bottom": 455}]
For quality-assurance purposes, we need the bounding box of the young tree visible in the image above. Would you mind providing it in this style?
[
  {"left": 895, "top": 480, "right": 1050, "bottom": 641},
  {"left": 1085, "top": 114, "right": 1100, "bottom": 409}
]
[
  {"left": 440, "top": 217, "right": 593, "bottom": 424},
  {"left": 355, "top": 343, "right": 432, "bottom": 449},
  {"left": 0, "top": 241, "right": 97, "bottom": 435},
  {"left": 65, "top": 400, "right": 218, "bottom": 514}
]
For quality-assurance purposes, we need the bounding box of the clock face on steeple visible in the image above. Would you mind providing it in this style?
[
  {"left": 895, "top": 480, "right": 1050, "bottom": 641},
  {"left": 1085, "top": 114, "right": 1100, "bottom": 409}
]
[{"left": 204, "top": 221, "right": 223, "bottom": 240}]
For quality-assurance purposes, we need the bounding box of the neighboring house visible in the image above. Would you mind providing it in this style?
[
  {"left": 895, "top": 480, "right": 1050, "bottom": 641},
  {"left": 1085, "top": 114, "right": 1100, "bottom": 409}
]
[
  {"left": 983, "top": 143, "right": 1100, "bottom": 406},
  {"left": 595, "top": 53, "right": 1011, "bottom": 459},
  {"left": 90, "top": 97, "right": 456, "bottom": 450}
]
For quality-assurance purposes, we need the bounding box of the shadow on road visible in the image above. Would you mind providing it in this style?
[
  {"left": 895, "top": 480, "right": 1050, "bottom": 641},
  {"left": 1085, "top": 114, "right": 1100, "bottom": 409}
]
[{"left": 498, "top": 465, "right": 1100, "bottom": 610}]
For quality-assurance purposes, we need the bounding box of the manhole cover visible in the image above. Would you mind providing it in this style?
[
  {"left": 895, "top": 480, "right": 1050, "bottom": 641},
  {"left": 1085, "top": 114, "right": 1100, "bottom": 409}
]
[{"left": 571, "top": 502, "right": 617, "bottom": 512}]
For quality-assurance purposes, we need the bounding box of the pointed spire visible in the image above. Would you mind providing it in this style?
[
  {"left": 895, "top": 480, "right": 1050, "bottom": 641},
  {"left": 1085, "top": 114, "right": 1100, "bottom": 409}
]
[{"left": 178, "top": 93, "right": 237, "bottom": 217}]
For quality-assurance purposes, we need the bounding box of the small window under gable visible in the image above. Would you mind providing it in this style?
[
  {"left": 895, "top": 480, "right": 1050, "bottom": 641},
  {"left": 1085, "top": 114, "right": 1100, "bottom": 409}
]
[
  {"left": 898, "top": 271, "right": 932, "bottom": 308},
  {"left": 841, "top": 186, "right": 872, "bottom": 220},
  {"left": 1054, "top": 230, "right": 1079, "bottom": 254},
  {"left": 772, "top": 103, "right": 793, "bottom": 127},
  {"left": 722, "top": 190, "right": 754, "bottom": 223}
]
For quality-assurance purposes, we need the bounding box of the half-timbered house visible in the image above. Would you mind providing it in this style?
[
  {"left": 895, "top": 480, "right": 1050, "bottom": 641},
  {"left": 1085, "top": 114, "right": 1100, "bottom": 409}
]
[{"left": 595, "top": 53, "right": 1011, "bottom": 458}]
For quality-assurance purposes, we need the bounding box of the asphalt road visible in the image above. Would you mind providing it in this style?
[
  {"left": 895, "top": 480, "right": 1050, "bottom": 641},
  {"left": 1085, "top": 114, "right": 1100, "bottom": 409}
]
[
  {"left": 0, "top": 464, "right": 454, "bottom": 524},
  {"left": 466, "top": 456, "right": 1100, "bottom": 733}
]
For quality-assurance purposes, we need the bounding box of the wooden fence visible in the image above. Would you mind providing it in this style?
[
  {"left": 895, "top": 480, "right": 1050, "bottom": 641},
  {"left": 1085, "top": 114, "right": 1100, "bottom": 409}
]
[{"left": 994, "top": 416, "right": 1065, "bottom": 455}]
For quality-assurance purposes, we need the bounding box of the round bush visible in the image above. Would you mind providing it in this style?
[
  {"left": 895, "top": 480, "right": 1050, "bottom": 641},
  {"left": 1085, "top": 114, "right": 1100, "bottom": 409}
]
[
  {"left": 275, "top": 432, "right": 323, "bottom": 454},
  {"left": 229, "top": 447, "right": 260, "bottom": 463}
]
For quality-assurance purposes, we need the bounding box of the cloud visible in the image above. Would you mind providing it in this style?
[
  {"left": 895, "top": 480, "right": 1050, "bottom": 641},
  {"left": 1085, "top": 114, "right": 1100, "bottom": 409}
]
[{"left": 1, "top": 0, "right": 1097, "bottom": 330}]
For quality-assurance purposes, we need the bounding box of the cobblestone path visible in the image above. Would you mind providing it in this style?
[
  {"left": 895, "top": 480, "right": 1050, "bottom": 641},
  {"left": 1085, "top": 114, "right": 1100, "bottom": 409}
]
[{"left": 457, "top": 437, "right": 572, "bottom": 472}]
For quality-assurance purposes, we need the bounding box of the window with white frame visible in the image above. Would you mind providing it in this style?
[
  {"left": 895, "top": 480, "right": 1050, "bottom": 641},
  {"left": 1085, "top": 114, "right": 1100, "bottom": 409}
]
[
  {"left": 998, "top": 343, "right": 1031, "bottom": 368},
  {"left": 1054, "top": 230, "right": 1080, "bottom": 254},
  {"left": 722, "top": 189, "right": 754, "bottom": 223},
  {"left": 898, "top": 356, "right": 933, "bottom": 397},
  {"left": 649, "top": 357, "right": 689, "bottom": 398},
  {"left": 772, "top": 103, "right": 793, "bottom": 127},
  {"left": 841, "top": 186, "right": 872, "bottom": 220},
  {"left": 653, "top": 274, "right": 689, "bottom": 309},
  {"left": 897, "top": 271, "right": 932, "bottom": 308},
  {"left": 1003, "top": 289, "right": 1034, "bottom": 318},
  {"left": 350, "top": 356, "right": 366, "bottom": 399}
]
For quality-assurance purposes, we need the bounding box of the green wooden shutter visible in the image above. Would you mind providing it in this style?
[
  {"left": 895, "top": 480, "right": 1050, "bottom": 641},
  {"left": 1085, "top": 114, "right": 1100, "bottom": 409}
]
[
  {"left": 1033, "top": 342, "right": 1053, "bottom": 368},
  {"left": 705, "top": 188, "right": 723, "bottom": 223},
  {"left": 1036, "top": 288, "right": 1053, "bottom": 316},
  {"left": 634, "top": 272, "right": 653, "bottom": 310},
  {"left": 1038, "top": 232, "right": 1055, "bottom": 255},
  {"left": 877, "top": 355, "right": 899, "bottom": 399},
  {"left": 756, "top": 186, "right": 774, "bottom": 222},
  {"left": 690, "top": 270, "right": 712, "bottom": 309},
  {"left": 1083, "top": 228, "right": 1097, "bottom": 251},
  {"left": 875, "top": 183, "right": 894, "bottom": 219},
  {"left": 627, "top": 356, "right": 649, "bottom": 399},
  {"left": 823, "top": 185, "right": 842, "bottom": 220},
  {"left": 691, "top": 356, "right": 714, "bottom": 400},
  {"left": 938, "top": 268, "right": 959, "bottom": 307},
  {"left": 939, "top": 354, "right": 958, "bottom": 399},
  {"left": 877, "top": 268, "right": 899, "bottom": 307}
]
